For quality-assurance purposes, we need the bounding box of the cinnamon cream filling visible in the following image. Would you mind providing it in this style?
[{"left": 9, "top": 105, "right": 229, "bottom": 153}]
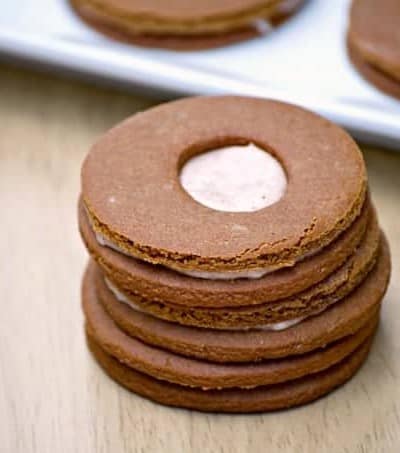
[
  {"left": 104, "top": 277, "right": 305, "bottom": 331},
  {"left": 94, "top": 228, "right": 321, "bottom": 279}
]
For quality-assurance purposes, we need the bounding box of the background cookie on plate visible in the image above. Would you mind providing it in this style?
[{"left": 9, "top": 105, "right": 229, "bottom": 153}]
[
  {"left": 348, "top": 0, "right": 400, "bottom": 99},
  {"left": 70, "top": 0, "right": 306, "bottom": 49}
]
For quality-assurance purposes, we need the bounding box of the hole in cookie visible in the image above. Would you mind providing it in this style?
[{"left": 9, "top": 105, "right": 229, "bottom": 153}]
[{"left": 179, "top": 143, "right": 287, "bottom": 213}]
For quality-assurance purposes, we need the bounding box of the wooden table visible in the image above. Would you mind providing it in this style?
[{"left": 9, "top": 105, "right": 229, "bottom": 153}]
[{"left": 0, "top": 64, "right": 399, "bottom": 453}]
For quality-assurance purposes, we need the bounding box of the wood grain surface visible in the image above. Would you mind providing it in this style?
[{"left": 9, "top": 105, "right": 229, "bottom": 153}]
[{"left": 0, "top": 64, "right": 399, "bottom": 453}]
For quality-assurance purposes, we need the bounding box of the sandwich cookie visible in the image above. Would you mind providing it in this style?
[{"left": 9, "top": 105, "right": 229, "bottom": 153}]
[
  {"left": 348, "top": 0, "right": 400, "bottom": 99},
  {"left": 81, "top": 96, "right": 367, "bottom": 279},
  {"left": 87, "top": 333, "right": 373, "bottom": 413},
  {"left": 70, "top": 0, "right": 305, "bottom": 50},
  {"left": 79, "top": 196, "right": 371, "bottom": 308},
  {"left": 84, "top": 286, "right": 378, "bottom": 389},
  {"left": 86, "top": 211, "right": 380, "bottom": 329},
  {"left": 84, "top": 237, "right": 390, "bottom": 362}
]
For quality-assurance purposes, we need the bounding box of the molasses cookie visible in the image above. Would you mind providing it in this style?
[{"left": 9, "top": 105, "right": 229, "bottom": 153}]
[
  {"left": 83, "top": 237, "right": 390, "bottom": 362},
  {"left": 81, "top": 96, "right": 367, "bottom": 278},
  {"left": 87, "top": 332, "right": 374, "bottom": 413},
  {"left": 84, "top": 284, "right": 378, "bottom": 389},
  {"left": 70, "top": 0, "right": 305, "bottom": 50},
  {"left": 348, "top": 0, "right": 400, "bottom": 99},
  {"left": 85, "top": 210, "right": 380, "bottom": 329},
  {"left": 78, "top": 197, "right": 372, "bottom": 308}
]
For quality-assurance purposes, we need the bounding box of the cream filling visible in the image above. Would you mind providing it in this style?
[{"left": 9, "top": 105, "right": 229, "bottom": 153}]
[
  {"left": 105, "top": 278, "right": 305, "bottom": 332},
  {"left": 95, "top": 230, "right": 295, "bottom": 279},
  {"left": 180, "top": 144, "right": 287, "bottom": 213},
  {"left": 275, "top": 0, "right": 302, "bottom": 15},
  {"left": 251, "top": 0, "right": 299, "bottom": 35},
  {"left": 252, "top": 18, "right": 273, "bottom": 35},
  {"left": 174, "top": 265, "right": 283, "bottom": 279},
  {"left": 252, "top": 0, "right": 303, "bottom": 34},
  {"left": 95, "top": 229, "right": 322, "bottom": 280}
]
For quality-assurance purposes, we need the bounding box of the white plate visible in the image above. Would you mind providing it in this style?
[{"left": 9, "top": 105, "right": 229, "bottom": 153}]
[{"left": 0, "top": 0, "right": 399, "bottom": 148}]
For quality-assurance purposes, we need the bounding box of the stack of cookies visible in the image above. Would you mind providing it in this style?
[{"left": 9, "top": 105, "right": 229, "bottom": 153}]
[
  {"left": 70, "top": 0, "right": 305, "bottom": 49},
  {"left": 79, "top": 96, "right": 390, "bottom": 413},
  {"left": 348, "top": 0, "right": 400, "bottom": 100}
]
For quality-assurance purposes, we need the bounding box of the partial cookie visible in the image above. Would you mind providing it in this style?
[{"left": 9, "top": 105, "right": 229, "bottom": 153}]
[
  {"left": 95, "top": 216, "right": 381, "bottom": 329},
  {"left": 87, "top": 333, "right": 373, "bottom": 413},
  {"left": 85, "top": 287, "right": 378, "bottom": 388},
  {"left": 70, "top": 0, "right": 305, "bottom": 50},
  {"left": 347, "top": 37, "right": 400, "bottom": 100},
  {"left": 79, "top": 197, "right": 371, "bottom": 308},
  {"left": 84, "top": 237, "right": 390, "bottom": 362},
  {"left": 81, "top": 96, "right": 367, "bottom": 275},
  {"left": 348, "top": 0, "right": 400, "bottom": 83}
]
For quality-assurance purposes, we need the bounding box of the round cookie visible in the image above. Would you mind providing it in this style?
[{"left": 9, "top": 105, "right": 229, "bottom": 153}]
[
  {"left": 347, "top": 37, "right": 400, "bottom": 100},
  {"left": 84, "top": 237, "right": 390, "bottom": 362},
  {"left": 81, "top": 96, "right": 367, "bottom": 276},
  {"left": 84, "top": 272, "right": 378, "bottom": 389},
  {"left": 79, "top": 197, "right": 371, "bottom": 308},
  {"left": 87, "top": 333, "right": 373, "bottom": 413},
  {"left": 70, "top": 0, "right": 305, "bottom": 50},
  {"left": 95, "top": 216, "right": 381, "bottom": 329},
  {"left": 348, "top": 0, "right": 400, "bottom": 83}
]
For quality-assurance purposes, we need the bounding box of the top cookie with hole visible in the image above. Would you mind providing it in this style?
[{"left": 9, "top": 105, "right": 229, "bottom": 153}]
[{"left": 81, "top": 96, "right": 367, "bottom": 277}]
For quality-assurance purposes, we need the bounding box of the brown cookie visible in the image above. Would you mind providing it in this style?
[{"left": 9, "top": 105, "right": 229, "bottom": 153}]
[
  {"left": 348, "top": 0, "right": 400, "bottom": 83},
  {"left": 93, "top": 217, "right": 381, "bottom": 329},
  {"left": 69, "top": 0, "right": 305, "bottom": 50},
  {"left": 347, "top": 37, "right": 400, "bottom": 101},
  {"left": 83, "top": 237, "right": 390, "bottom": 362},
  {"left": 87, "top": 332, "right": 373, "bottom": 413},
  {"left": 85, "top": 287, "right": 378, "bottom": 389},
  {"left": 81, "top": 96, "right": 367, "bottom": 275},
  {"left": 79, "top": 197, "right": 371, "bottom": 308}
]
